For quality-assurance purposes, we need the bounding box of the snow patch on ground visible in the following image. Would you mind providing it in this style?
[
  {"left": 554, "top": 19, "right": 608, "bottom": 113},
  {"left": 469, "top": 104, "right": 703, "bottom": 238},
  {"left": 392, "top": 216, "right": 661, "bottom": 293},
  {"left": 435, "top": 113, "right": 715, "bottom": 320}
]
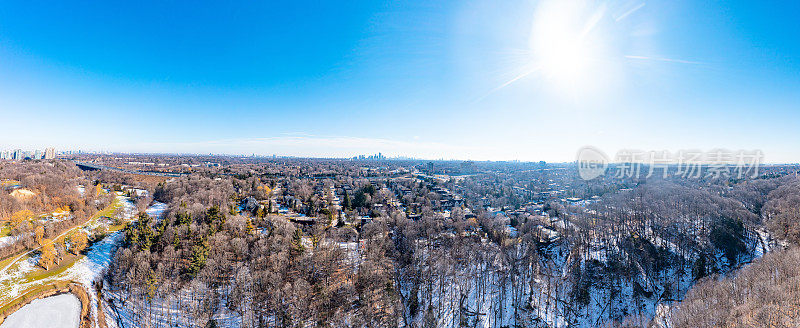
[
  {"left": 145, "top": 202, "right": 168, "bottom": 220},
  {"left": 0, "top": 235, "right": 21, "bottom": 248}
]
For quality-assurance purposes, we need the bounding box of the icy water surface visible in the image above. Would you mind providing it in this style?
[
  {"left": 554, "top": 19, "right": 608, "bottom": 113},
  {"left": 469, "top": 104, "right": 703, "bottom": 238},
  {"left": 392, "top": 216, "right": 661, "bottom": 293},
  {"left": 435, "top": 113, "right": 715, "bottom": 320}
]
[{"left": 1, "top": 294, "right": 80, "bottom": 328}]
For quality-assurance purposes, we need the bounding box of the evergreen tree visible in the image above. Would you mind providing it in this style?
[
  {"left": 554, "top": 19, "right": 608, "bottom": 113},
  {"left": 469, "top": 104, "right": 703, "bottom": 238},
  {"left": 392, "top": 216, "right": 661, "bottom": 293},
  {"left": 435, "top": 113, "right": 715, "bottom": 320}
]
[
  {"left": 176, "top": 211, "right": 192, "bottom": 225},
  {"left": 343, "top": 191, "right": 352, "bottom": 210},
  {"left": 291, "top": 228, "right": 305, "bottom": 257},
  {"left": 189, "top": 238, "right": 209, "bottom": 277},
  {"left": 206, "top": 206, "right": 226, "bottom": 231}
]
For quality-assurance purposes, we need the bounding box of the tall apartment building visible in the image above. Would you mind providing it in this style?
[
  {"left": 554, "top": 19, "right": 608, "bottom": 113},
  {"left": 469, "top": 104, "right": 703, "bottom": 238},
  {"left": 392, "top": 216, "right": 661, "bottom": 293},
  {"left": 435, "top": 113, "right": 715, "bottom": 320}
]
[{"left": 44, "top": 147, "right": 56, "bottom": 159}]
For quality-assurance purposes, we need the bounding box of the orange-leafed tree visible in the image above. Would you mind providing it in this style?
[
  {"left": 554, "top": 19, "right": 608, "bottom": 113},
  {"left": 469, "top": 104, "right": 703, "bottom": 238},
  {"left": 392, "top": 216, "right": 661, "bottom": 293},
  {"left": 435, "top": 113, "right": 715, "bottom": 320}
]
[
  {"left": 11, "top": 210, "right": 33, "bottom": 226},
  {"left": 39, "top": 239, "right": 55, "bottom": 270},
  {"left": 257, "top": 184, "right": 272, "bottom": 195},
  {"left": 70, "top": 231, "right": 88, "bottom": 255},
  {"left": 55, "top": 205, "right": 70, "bottom": 214},
  {"left": 34, "top": 226, "right": 45, "bottom": 245}
]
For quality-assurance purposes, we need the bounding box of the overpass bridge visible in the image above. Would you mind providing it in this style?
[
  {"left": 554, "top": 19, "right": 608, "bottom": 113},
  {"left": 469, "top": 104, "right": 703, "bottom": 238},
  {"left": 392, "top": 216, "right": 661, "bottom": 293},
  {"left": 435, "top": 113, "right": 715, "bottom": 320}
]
[{"left": 73, "top": 161, "right": 187, "bottom": 177}]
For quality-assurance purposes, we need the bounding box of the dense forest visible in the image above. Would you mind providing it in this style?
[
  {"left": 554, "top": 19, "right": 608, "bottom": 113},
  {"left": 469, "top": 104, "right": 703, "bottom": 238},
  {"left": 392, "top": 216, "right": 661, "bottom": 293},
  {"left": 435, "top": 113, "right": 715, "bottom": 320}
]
[
  {"left": 667, "top": 178, "right": 800, "bottom": 327},
  {"left": 4, "top": 157, "right": 798, "bottom": 327},
  {"left": 106, "top": 176, "right": 400, "bottom": 327},
  {"left": 96, "top": 157, "right": 800, "bottom": 327}
]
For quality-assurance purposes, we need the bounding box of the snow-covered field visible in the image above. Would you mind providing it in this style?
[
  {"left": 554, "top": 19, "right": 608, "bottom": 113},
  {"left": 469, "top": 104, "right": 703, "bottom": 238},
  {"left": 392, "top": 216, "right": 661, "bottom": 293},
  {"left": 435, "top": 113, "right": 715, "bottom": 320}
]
[{"left": 0, "top": 294, "right": 80, "bottom": 328}]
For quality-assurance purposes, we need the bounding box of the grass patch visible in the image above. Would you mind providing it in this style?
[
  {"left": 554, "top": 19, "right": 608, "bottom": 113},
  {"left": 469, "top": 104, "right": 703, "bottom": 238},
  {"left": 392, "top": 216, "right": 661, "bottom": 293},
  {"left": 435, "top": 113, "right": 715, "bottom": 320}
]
[
  {"left": 106, "top": 223, "right": 127, "bottom": 233},
  {"left": 22, "top": 253, "right": 84, "bottom": 283},
  {"left": 0, "top": 250, "right": 26, "bottom": 270},
  {"left": 0, "top": 225, "right": 10, "bottom": 238},
  {"left": 89, "top": 197, "right": 124, "bottom": 225}
]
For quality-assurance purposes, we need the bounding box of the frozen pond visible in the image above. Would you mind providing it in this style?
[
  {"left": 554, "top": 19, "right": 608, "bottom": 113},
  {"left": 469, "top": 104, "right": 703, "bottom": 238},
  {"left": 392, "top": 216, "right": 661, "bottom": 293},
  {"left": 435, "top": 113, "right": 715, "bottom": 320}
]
[{"left": 1, "top": 294, "right": 80, "bottom": 328}]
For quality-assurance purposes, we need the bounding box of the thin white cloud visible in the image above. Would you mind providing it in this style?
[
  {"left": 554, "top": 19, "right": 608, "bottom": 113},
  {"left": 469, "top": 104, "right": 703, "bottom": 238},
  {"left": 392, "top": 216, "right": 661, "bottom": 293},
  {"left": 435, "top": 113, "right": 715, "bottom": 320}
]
[
  {"left": 615, "top": 3, "right": 645, "bottom": 22},
  {"left": 472, "top": 62, "right": 541, "bottom": 103},
  {"left": 624, "top": 55, "right": 703, "bottom": 65}
]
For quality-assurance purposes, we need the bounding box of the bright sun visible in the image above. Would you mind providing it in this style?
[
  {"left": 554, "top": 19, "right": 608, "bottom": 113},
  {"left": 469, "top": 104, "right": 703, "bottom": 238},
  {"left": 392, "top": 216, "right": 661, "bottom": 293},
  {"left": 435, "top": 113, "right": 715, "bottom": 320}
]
[{"left": 527, "top": 0, "right": 618, "bottom": 100}]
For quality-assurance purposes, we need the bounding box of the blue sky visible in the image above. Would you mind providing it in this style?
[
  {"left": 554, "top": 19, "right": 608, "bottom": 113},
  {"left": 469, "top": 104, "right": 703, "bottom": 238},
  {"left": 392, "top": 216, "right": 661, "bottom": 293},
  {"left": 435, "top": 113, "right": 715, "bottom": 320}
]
[{"left": 0, "top": 0, "right": 798, "bottom": 162}]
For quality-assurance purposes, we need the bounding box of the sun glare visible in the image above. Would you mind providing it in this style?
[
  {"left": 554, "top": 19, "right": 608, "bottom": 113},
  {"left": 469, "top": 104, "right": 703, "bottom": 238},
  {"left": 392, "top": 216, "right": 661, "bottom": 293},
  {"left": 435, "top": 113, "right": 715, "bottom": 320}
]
[{"left": 527, "top": 0, "right": 618, "bottom": 101}]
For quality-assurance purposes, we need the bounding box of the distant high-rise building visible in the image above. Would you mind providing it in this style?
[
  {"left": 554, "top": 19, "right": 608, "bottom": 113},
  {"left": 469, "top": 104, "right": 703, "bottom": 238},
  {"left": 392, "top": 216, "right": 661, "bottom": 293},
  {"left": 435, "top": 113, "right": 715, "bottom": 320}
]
[
  {"left": 44, "top": 147, "right": 56, "bottom": 159},
  {"left": 34, "top": 149, "right": 43, "bottom": 159},
  {"left": 0, "top": 150, "right": 8, "bottom": 160},
  {"left": 12, "top": 149, "right": 23, "bottom": 160}
]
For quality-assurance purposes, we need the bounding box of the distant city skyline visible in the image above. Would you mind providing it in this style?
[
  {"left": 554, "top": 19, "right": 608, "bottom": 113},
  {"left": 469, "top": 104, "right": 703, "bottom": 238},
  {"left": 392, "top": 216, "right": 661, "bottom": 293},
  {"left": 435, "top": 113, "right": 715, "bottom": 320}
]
[
  {"left": 0, "top": 147, "right": 56, "bottom": 160},
  {"left": 1, "top": 1, "right": 798, "bottom": 162}
]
